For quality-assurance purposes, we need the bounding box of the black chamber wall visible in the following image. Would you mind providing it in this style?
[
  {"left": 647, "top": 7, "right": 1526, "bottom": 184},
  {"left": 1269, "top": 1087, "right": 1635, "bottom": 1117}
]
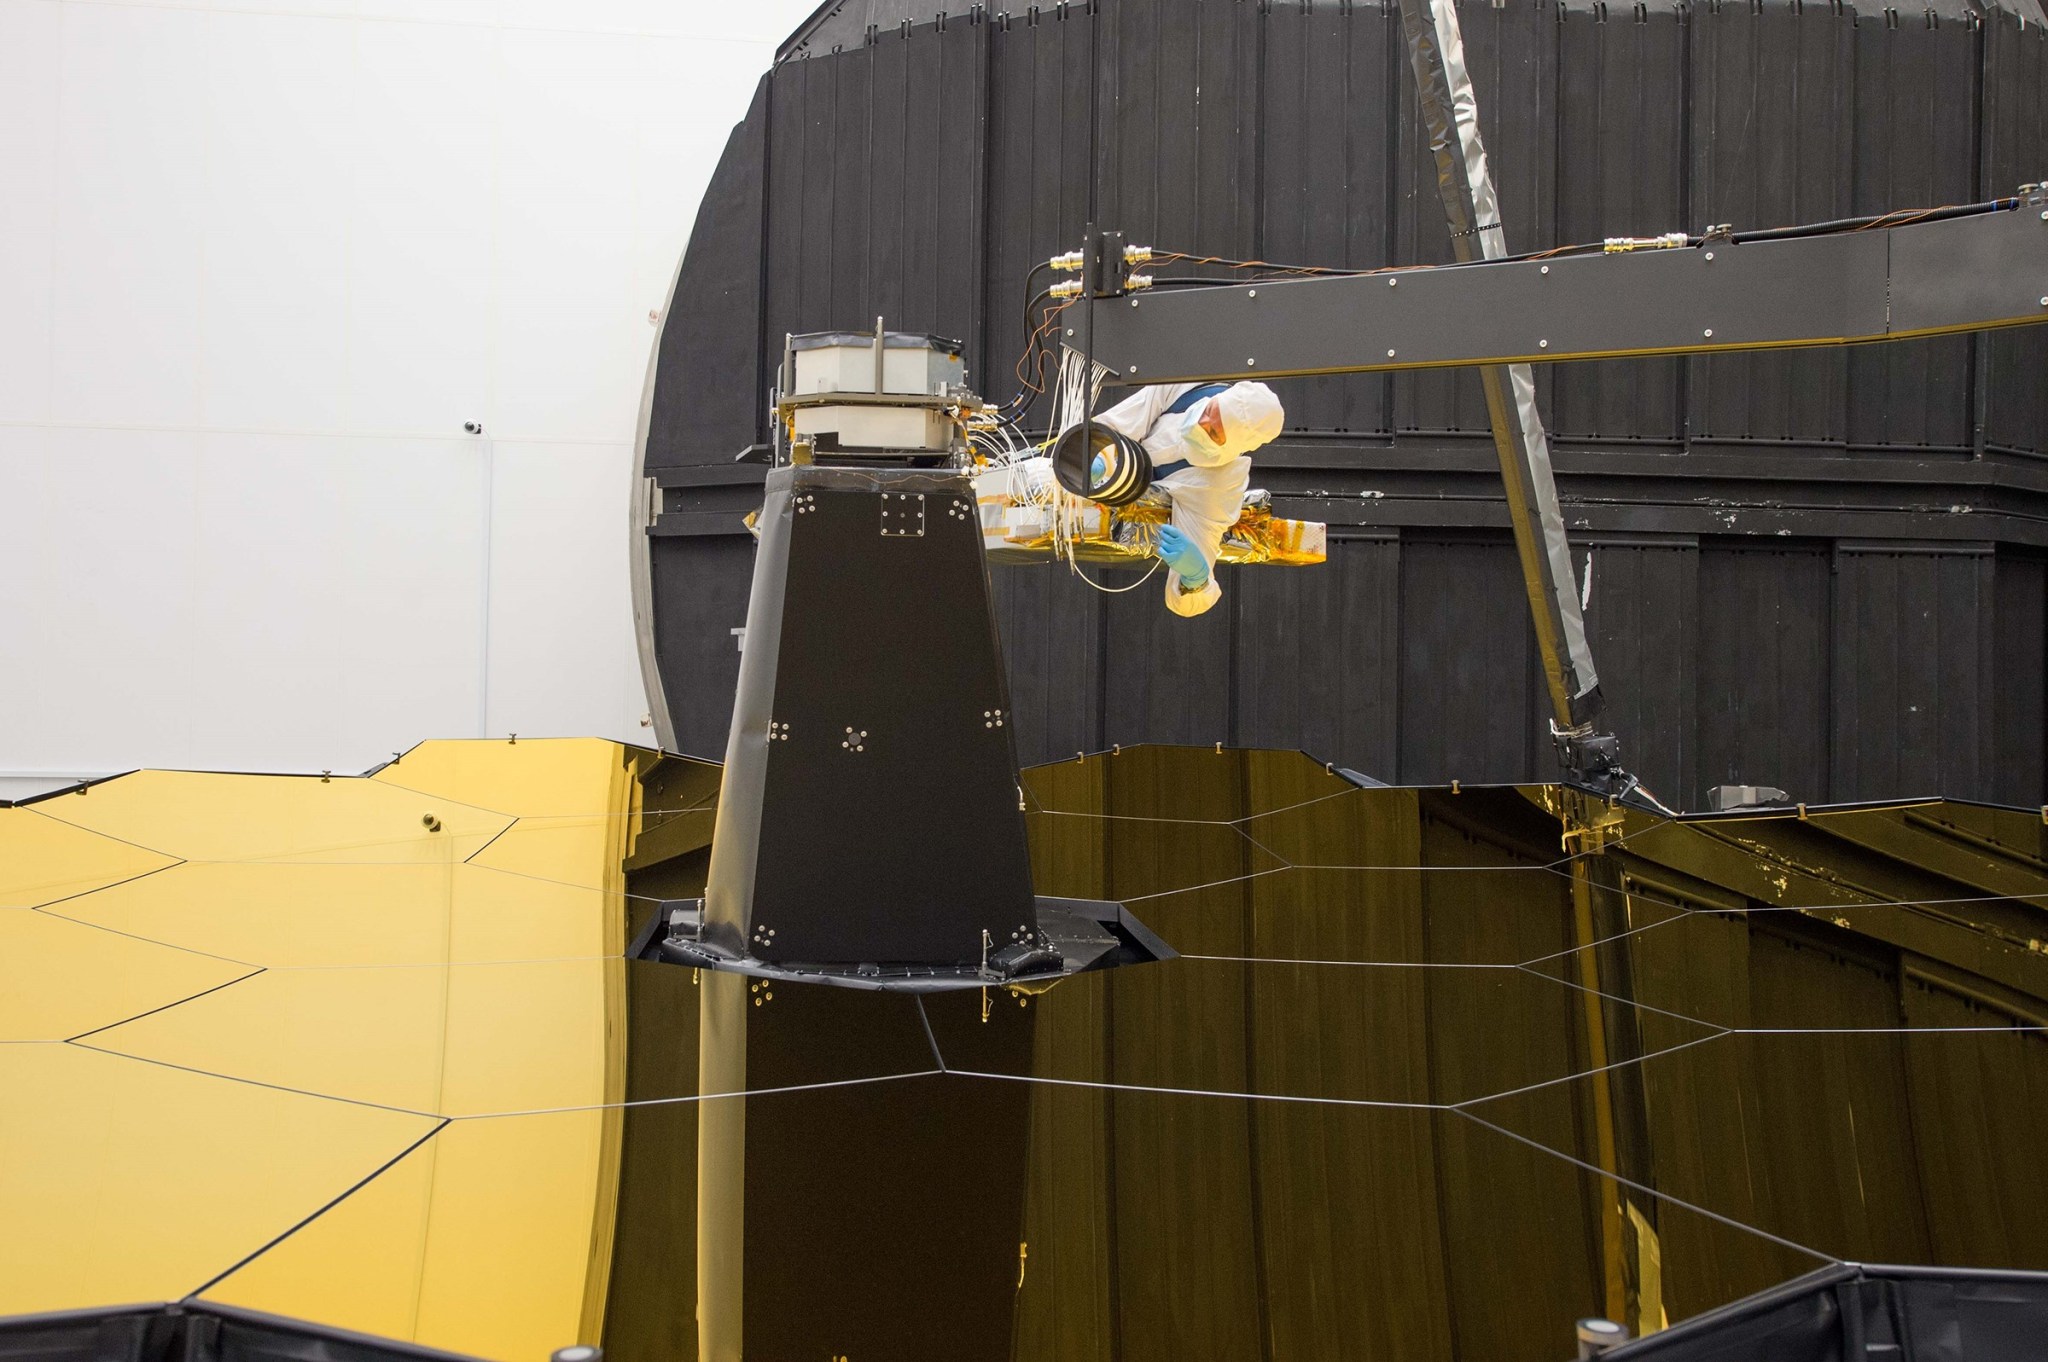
[{"left": 640, "top": 0, "right": 2048, "bottom": 810}]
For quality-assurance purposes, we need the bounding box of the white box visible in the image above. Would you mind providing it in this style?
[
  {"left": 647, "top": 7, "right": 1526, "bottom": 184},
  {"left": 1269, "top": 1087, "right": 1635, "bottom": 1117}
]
[
  {"left": 790, "top": 404, "right": 953, "bottom": 451},
  {"left": 790, "top": 331, "right": 965, "bottom": 397}
]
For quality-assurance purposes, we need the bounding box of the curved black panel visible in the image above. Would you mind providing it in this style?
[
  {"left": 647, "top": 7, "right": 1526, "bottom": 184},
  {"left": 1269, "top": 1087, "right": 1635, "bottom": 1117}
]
[{"left": 639, "top": 0, "right": 2048, "bottom": 806}]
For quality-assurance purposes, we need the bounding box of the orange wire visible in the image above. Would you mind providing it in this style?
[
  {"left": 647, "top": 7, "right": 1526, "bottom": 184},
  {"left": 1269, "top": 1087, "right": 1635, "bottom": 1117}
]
[{"left": 1009, "top": 299, "right": 1072, "bottom": 408}]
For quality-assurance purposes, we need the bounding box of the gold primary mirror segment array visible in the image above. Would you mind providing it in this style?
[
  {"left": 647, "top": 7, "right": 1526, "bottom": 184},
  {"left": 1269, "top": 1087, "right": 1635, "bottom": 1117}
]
[{"left": 0, "top": 738, "right": 665, "bottom": 1362}]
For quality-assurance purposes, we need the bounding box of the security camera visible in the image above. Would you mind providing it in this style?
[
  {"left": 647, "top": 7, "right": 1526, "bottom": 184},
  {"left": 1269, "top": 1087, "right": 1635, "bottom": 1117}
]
[{"left": 463, "top": 420, "right": 484, "bottom": 434}]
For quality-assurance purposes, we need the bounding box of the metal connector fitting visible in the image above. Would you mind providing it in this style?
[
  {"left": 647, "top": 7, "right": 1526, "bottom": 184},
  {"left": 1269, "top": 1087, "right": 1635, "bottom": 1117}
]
[
  {"left": 1124, "top": 272, "right": 1154, "bottom": 290},
  {"left": 1049, "top": 250, "right": 1085, "bottom": 272},
  {"left": 1048, "top": 279, "right": 1083, "bottom": 300},
  {"left": 1603, "top": 232, "right": 1688, "bottom": 253},
  {"left": 1122, "top": 243, "right": 1153, "bottom": 265}
]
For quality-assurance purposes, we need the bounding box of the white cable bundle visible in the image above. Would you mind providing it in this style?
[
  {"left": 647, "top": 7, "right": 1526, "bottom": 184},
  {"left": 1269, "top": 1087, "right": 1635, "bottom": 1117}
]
[
  {"left": 1045, "top": 347, "right": 1101, "bottom": 565},
  {"left": 1043, "top": 347, "right": 1161, "bottom": 593}
]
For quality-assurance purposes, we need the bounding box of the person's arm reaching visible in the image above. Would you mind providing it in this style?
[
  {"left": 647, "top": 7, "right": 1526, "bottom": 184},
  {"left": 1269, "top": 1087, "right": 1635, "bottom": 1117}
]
[
  {"left": 1156, "top": 522, "right": 1223, "bottom": 617},
  {"left": 1154, "top": 454, "right": 1251, "bottom": 618},
  {"left": 1086, "top": 383, "right": 1192, "bottom": 446}
]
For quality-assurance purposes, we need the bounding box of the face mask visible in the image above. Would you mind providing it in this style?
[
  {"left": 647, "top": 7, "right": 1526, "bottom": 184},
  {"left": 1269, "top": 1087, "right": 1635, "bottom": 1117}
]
[{"left": 1180, "top": 406, "right": 1222, "bottom": 455}]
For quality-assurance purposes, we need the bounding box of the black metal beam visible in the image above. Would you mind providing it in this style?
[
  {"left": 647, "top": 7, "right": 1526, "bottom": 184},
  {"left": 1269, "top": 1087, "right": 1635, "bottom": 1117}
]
[{"left": 1091, "top": 197, "right": 2048, "bottom": 385}]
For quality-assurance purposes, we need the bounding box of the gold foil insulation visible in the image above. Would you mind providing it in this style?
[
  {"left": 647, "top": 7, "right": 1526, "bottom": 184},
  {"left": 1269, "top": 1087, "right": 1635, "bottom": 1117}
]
[{"left": 974, "top": 460, "right": 1326, "bottom": 568}]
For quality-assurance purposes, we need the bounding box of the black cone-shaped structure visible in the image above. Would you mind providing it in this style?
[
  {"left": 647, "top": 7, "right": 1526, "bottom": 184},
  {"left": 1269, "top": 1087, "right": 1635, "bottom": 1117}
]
[
  {"left": 645, "top": 462, "right": 1171, "bottom": 991},
  {"left": 708, "top": 464, "right": 1035, "bottom": 965}
]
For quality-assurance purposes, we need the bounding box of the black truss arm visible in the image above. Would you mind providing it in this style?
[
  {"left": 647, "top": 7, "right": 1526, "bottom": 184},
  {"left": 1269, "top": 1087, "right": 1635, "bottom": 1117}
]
[{"left": 1091, "top": 193, "right": 2048, "bottom": 386}]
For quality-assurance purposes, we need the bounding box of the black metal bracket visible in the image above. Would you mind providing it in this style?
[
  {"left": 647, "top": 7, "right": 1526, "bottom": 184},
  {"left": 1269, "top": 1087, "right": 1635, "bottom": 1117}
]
[
  {"left": 638, "top": 895, "right": 1174, "bottom": 994},
  {"left": 1079, "top": 228, "right": 1126, "bottom": 299}
]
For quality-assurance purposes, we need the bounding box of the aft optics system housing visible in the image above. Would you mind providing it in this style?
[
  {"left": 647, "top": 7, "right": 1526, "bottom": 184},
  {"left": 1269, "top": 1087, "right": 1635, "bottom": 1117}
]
[{"left": 640, "top": 325, "right": 1171, "bottom": 993}]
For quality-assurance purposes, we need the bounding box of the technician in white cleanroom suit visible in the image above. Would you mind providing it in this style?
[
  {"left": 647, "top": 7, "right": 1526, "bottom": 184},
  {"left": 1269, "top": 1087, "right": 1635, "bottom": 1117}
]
[{"left": 1088, "top": 380, "right": 1286, "bottom": 618}]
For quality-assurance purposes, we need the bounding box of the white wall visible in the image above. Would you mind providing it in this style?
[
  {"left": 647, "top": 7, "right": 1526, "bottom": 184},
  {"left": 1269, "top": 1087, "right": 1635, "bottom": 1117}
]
[{"left": 0, "top": 0, "right": 813, "bottom": 783}]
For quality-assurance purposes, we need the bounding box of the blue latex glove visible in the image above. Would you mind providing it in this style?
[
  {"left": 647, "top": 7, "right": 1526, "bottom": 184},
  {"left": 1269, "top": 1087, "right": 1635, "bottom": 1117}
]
[
  {"left": 1089, "top": 452, "right": 1107, "bottom": 487},
  {"left": 1155, "top": 523, "right": 1209, "bottom": 590}
]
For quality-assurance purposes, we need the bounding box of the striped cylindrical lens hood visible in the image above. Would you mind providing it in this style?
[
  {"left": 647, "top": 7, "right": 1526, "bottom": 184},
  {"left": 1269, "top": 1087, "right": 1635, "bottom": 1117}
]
[{"left": 1051, "top": 421, "right": 1152, "bottom": 507}]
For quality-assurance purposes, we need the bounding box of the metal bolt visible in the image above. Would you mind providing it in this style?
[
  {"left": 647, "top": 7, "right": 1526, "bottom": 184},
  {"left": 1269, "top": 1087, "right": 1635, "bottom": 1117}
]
[
  {"left": 1703, "top": 328, "right": 1714, "bottom": 338},
  {"left": 1539, "top": 339, "right": 1549, "bottom": 349},
  {"left": 1577, "top": 1318, "right": 1629, "bottom": 1358},
  {"left": 1387, "top": 349, "right": 1397, "bottom": 358},
  {"left": 1704, "top": 251, "right": 1715, "bottom": 261},
  {"left": 2040, "top": 296, "right": 2047, "bottom": 307},
  {"left": 1540, "top": 264, "right": 1550, "bottom": 275},
  {"left": 1065, "top": 328, "right": 1074, "bottom": 337},
  {"left": 1248, "top": 288, "right": 1257, "bottom": 297},
  {"left": 1388, "top": 277, "right": 1397, "bottom": 287},
  {"left": 1129, "top": 297, "right": 1139, "bottom": 307},
  {"left": 1246, "top": 357, "right": 1256, "bottom": 366},
  {"left": 1128, "top": 365, "right": 1137, "bottom": 373}
]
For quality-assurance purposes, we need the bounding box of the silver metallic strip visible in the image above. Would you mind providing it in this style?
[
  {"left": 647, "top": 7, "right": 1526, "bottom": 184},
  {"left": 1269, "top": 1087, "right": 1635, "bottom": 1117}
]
[{"left": 1399, "top": 0, "right": 1602, "bottom": 723}]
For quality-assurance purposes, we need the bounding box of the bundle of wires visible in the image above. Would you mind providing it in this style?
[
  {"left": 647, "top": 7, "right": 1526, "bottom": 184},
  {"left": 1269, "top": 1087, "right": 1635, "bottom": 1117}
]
[
  {"left": 1128, "top": 195, "right": 2025, "bottom": 290},
  {"left": 984, "top": 192, "right": 2026, "bottom": 600}
]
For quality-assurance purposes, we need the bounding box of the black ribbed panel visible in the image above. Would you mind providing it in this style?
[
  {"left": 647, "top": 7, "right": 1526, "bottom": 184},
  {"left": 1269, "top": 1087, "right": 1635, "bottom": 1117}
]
[
  {"left": 1688, "top": 1, "right": 1856, "bottom": 446},
  {"left": 1257, "top": 4, "right": 1396, "bottom": 437},
  {"left": 1579, "top": 536, "right": 1699, "bottom": 807},
  {"left": 1829, "top": 543, "right": 1996, "bottom": 796},
  {"left": 1232, "top": 534, "right": 1401, "bottom": 774},
  {"left": 1395, "top": 535, "right": 1546, "bottom": 783},
  {"left": 1695, "top": 542, "right": 1832, "bottom": 799},
  {"left": 643, "top": 0, "right": 2048, "bottom": 806},
  {"left": 644, "top": 78, "right": 768, "bottom": 473},
  {"left": 1980, "top": 9, "right": 2048, "bottom": 453},
  {"left": 1550, "top": 0, "right": 1686, "bottom": 442}
]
